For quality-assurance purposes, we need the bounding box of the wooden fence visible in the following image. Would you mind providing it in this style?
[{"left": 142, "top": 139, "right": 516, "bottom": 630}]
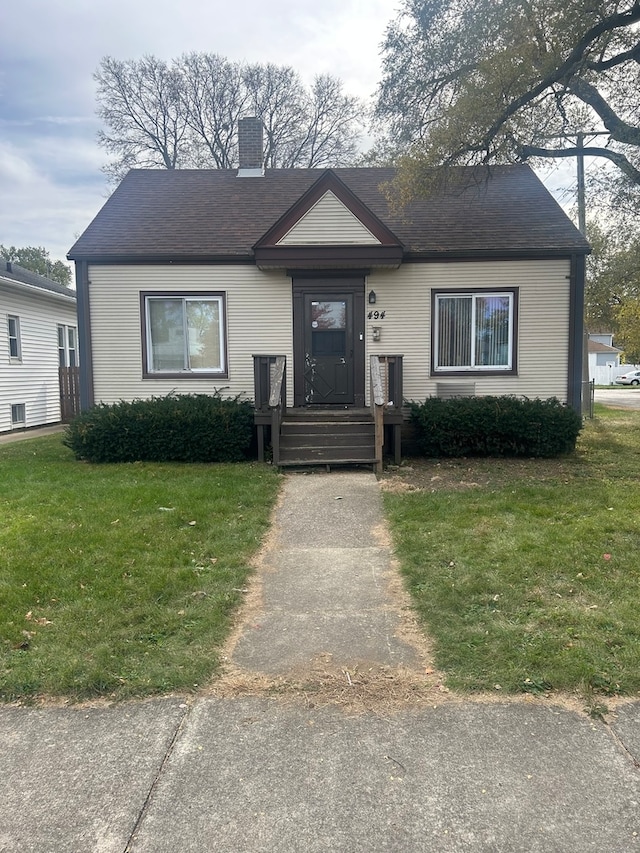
[{"left": 59, "top": 366, "right": 80, "bottom": 421}]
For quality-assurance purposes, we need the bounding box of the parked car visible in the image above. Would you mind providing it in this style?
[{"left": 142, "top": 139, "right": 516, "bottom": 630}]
[{"left": 615, "top": 370, "right": 640, "bottom": 385}]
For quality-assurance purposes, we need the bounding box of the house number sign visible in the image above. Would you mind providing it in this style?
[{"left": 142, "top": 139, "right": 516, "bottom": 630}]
[{"left": 367, "top": 310, "right": 386, "bottom": 320}]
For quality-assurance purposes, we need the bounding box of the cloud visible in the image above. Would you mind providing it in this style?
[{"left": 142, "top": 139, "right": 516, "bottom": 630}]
[{"left": 1, "top": 0, "right": 396, "bottom": 260}]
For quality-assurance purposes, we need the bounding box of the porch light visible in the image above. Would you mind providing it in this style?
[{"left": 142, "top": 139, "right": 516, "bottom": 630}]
[{"left": 368, "top": 290, "right": 377, "bottom": 305}]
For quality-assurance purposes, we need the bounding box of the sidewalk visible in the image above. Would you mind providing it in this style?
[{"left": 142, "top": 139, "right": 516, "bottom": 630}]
[
  {"left": 0, "top": 424, "right": 64, "bottom": 444},
  {"left": 1, "top": 471, "right": 640, "bottom": 852}
]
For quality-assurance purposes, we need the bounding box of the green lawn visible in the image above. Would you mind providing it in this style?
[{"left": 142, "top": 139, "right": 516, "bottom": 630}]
[
  {"left": 384, "top": 404, "right": 640, "bottom": 704},
  {"left": 0, "top": 436, "right": 280, "bottom": 701}
]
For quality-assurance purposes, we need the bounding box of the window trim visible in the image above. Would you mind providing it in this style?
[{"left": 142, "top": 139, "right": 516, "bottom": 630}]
[
  {"left": 431, "top": 288, "right": 518, "bottom": 376},
  {"left": 140, "top": 291, "right": 228, "bottom": 380},
  {"left": 11, "top": 403, "right": 26, "bottom": 426},
  {"left": 58, "top": 324, "right": 78, "bottom": 368},
  {"left": 8, "top": 315, "right": 21, "bottom": 362}
]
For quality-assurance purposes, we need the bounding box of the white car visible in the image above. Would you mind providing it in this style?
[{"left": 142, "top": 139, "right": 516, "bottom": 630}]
[{"left": 615, "top": 370, "right": 640, "bottom": 386}]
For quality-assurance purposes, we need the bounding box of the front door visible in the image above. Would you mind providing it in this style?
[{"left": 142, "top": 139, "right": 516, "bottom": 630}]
[
  {"left": 304, "top": 294, "right": 353, "bottom": 404},
  {"left": 293, "top": 277, "right": 366, "bottom": 407}
]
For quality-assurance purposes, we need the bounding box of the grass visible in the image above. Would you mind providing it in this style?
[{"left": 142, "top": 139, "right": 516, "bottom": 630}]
[
  {"left": 383, "top": 404, "right": 640, "bottom": 702},
  {"left": 0, "top": 436, "right": 280, "bottom": 702}
]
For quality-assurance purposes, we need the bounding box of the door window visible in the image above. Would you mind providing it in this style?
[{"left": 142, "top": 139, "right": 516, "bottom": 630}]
[{"left": 311, "top": 300, "right": 346, "bottom": 357}]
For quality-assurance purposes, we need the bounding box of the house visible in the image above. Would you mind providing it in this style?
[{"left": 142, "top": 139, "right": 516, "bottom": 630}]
[
  {"left": 588, "top": 333, "right": 623, "bottom": 385},
  {"left": 1, "top": 261, "right": 78, "bottom": 433},
  {"left": 68, "top": 118, "right": 590, "bottom": 467}
]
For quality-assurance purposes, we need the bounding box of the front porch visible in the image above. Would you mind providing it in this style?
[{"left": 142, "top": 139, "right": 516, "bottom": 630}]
[{"left": 253, "top": 354, "right": 403, "bottom": 471}]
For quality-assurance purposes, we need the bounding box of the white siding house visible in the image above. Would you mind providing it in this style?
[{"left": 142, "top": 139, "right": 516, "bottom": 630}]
[{"left": 0, "top": 263, "right": 77, "bottom": 433}]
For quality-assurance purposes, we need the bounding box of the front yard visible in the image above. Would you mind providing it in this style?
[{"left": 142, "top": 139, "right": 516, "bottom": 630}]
[
  {"left": 0, "top": 437, "right": 280, "bottom": 701},
  {"left": 2, "top": 404, "right": 639, "bottom": 706},
  {"left": 382, "top": 404, "right": 640, "bottom": 705}
]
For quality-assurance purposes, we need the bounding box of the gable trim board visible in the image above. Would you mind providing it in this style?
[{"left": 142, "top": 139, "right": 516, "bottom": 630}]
[{"left": 68, "top": 165, "right": 589, "bottom": 418}]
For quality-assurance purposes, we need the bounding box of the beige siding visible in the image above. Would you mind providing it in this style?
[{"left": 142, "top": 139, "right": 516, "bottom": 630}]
[
  {"left": 365, "top": 259, "right": 572, "bottom": 404},
  {"left": 277, "top": 191, "right": 380, "bottom": 245},
  {"left": 89, "top": 259, "right": 573, "bottom": 411},
  {"left": 88, "top": 265, "right": 294, "bottom": 406},
  {"left": 0, "top": 285, "right": 77, "bottom": 432}
]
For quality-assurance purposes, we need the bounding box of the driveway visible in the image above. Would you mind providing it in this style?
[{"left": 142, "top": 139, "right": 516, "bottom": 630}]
[{"left": 595, "top": 387, "right": 640, "bottom": 410}]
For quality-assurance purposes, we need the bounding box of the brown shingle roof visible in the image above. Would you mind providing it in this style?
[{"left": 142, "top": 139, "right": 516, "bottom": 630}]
[{"left": 67, "top": 165, "right": 589, "bottom": 261}]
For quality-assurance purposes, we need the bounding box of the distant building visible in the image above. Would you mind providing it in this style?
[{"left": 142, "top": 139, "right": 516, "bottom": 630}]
[{"left": 1, "top": 261, "right": 77, "bottom": 432}]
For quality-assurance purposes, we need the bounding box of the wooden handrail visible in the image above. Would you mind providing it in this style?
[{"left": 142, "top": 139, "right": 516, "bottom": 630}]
[
  {"left": 253, "top": 354, "right": 286, "bottom": 463},
  {"left": 370, "top": 355, "right": 404, "bottom": 470},
  {"left": 270, "top": 356, "right": 286, "bottom": 466},
  {"left": 370, "top": 356, "right": 385, "bottom": 474}
]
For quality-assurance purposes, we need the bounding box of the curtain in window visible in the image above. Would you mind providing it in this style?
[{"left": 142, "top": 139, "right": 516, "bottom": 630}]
[
  {"left": 475, "top": 296, "right": 510, "bottom": 367},
  {"left": 437, "top": 296, "right": 472, "bottom": 367}
]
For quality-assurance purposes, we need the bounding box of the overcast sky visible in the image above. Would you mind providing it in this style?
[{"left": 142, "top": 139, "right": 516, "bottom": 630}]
[
  {"left": 1, "top": 0, "right": 400, "bottom": 266},
  {"left": 1, "top": 0, "right": 578, "bottom": 271}
]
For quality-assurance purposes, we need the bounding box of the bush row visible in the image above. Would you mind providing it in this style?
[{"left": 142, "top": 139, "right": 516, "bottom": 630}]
[
  {"left": 64, "top": 393, "right": 254, "bottom": 463},
  {"left": 408, "top": 395, "right": 582, "bottom": 458}
]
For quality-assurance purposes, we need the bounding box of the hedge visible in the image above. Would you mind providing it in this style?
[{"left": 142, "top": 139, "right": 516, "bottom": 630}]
[
  {"left": 408, "top": 395, "right": 582, "bottom": 458},
  {"left": 64, "top": 393, "right": 254, "bottom": 463}
]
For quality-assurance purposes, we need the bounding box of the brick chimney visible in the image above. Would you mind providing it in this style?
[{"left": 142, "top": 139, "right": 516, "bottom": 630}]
[{"left": 237, "top": 117, "right": 264, "bottom": 176}]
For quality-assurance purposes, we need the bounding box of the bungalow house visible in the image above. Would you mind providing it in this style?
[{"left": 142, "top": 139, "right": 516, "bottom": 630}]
[
  {"left": 68, "top": 118, "right": 589, "bottom": 467},
  {"left": 1, "top": 261, "right": 78, "bottom": 433}
]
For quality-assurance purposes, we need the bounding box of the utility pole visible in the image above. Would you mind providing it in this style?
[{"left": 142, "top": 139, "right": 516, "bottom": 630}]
[{"left": 576, "top": 132, "right": 586, "bottom": 236}]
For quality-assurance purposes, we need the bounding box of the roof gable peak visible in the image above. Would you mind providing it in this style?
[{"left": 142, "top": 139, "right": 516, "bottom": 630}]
[{"left": 254, "top": 169, "right": 402, "bottom": 250}]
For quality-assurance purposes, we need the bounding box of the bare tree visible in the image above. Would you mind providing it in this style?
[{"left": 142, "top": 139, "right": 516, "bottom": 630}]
[
  {"left": 178, "top": 53, "right": 249, "bottom": 168},
  {"left": 95, "top": 53, "right": 365, "bottom": 178},
  {"left": 95, "top": 56, "right": 192, "bottom": 181},
  {"left": 243, "top": 63, "right": 309, "bottom": 167}
]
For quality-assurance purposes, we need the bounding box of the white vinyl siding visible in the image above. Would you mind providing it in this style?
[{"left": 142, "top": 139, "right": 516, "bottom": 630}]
[
  {"left": 366, "top": 259, "right": 572, "bottom": 404},
  {"left": 87, "top": 265, "right": 294, "bottom": 406},
  {"left": 277, "top": 191, "right": 381, "bottom": 245},
  {"left": 0, "top": 283, "right": 77, "bottom": 432}
]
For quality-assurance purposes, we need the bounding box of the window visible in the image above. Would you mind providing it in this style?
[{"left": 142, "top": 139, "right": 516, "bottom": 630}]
[
  {"left": 11, "top": 404, "right": 25, "bottom": 426},
  {"left": 58, "top": 325, "right": 78, "bottom": 367},
  {"left": 142, "top": 294, "right": 227, "bottom": 377},
  {"left": 8, "top": 316, "right": 21, "bottom": 360},
  {"left": 433, "top": 291, "right": 516, "bottom": 373}
]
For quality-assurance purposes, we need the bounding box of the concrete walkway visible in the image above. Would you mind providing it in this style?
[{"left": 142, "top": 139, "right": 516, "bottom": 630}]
[
  {"left": 230, "top": 472, "right": 421, "bottom": 676},
  {"left": 1, "top": 471, "right": 640, "bottom": 852},
  {"left": 0, "top": 424, "right": 65, "bottom": 444}
]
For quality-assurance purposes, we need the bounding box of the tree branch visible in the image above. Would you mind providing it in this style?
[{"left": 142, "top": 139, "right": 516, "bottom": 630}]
[
  {"left": 479, "top": 3, "right": 640, "bottom": 153},
  {"left": 567, "top": 77, "right": 640, "bottom": 145},
  {"left": 520, "top": 143, "right": 640, "bottom": 184}
]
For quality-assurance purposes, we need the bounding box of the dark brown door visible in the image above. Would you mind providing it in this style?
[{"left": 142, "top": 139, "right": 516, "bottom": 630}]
[{"left": 303, "top": 294, "right": 354, "bottom": 404}]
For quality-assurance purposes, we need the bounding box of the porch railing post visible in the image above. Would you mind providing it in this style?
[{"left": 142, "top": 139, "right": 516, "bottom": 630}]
[{"left": 370, "top": 355, "right": 384, "bottom": 474}]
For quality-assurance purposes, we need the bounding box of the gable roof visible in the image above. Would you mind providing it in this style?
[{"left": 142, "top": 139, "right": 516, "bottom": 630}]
[
  {"left": 588, "top": 340, "right": 621, "bottom": 354},
  {"left": 67, "top": 165, "right": 590, "bottom": 264},
  {"left": 0, "top": 261, "right": 76, "bottom": 301}
]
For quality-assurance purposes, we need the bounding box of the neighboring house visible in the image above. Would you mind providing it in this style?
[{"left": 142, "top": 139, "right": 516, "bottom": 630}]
[
  {"left": 1, "top": 261, "right": 78, "bottom": 433},
  {"left": 588, "top": 333, "right": 623, "bottom": 385},
  {"left": 68, "top": 118, "right": 590, "bottom": 467}
]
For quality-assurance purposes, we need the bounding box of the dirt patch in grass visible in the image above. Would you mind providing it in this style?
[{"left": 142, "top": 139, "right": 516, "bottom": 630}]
[{"left": 380, "top": 456, "right": 586, "bottom": 494}]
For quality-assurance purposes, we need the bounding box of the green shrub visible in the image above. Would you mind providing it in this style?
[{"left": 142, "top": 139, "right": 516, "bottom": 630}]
[
  {"left": 64, "top": 393, "right": 254, "bottom": 463},
  {"left": 408, "top": 395, "right": 582, "bottom": 458}
]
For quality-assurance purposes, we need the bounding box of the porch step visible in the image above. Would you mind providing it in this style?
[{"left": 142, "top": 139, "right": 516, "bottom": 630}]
[{"left": 277, "top": 413, "right": 376, "bottom": 468}]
